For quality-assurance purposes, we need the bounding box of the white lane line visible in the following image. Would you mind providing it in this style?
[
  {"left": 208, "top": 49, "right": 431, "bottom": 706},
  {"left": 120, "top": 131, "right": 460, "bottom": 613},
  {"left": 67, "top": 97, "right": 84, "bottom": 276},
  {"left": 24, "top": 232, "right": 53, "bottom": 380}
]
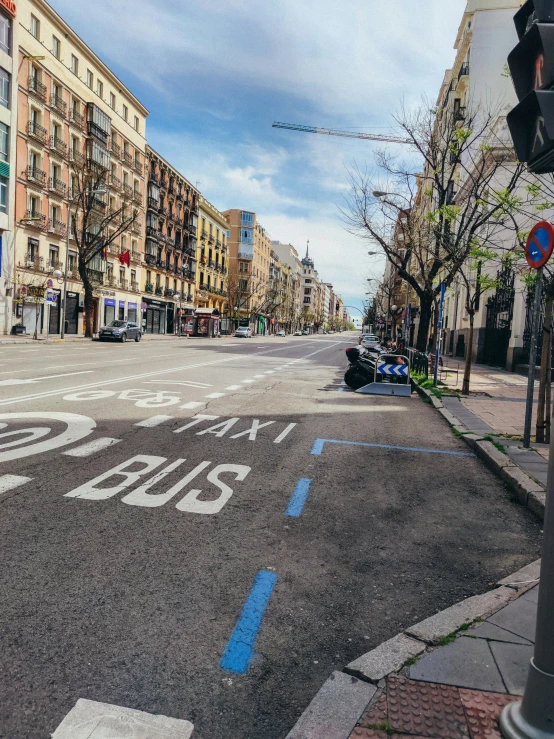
[
  {"left": 265, "top": 371, "right": 275, "bottom": 374},
  {"left": 253, "top": 375, "right": 265, "bottom": 378},
  {"left": 0, "top": 371, "right": 94, "bottom": 386},
  {"left": 181, "top": 401, "right": 205, "bottom": 409},
  {"left": 0, "top": 341, "right": 344, "bottom": 408},
  {"left": 242, "top": 379, "right": 255, "bottom": 384},
  {"left": 136, "top": 415, "right": 174, "bottom": 428},
  {"left": 51, "top": 698, "right": 194, "bottom": 739},
  {"left": 0, "top": 474, "right": 32, "bottom": 494},
  {"left": 144, "top": 380, "right": 212, "bottom": 388},
  {"left": 63, "top": 437, "right": 121, "bottom": 457},
  {"left": 205, "top": 392, "right": 226, "bottom": 399},
  {"left": 225, "top": 385, "right": 242, "bottom": 391}
]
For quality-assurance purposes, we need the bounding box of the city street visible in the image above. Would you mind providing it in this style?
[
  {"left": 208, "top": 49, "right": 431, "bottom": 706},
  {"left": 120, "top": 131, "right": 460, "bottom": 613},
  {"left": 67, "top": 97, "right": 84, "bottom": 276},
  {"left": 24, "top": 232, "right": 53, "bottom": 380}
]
[{"left": 0, "top": 333, "right": 543, "bottom": 739}]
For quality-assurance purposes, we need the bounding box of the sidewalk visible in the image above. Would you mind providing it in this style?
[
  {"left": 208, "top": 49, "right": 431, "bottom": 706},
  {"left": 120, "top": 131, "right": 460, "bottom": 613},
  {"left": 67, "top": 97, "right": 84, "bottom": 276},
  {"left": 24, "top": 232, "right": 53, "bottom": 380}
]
[
  {"left": 287, "top": 561, "right": 541, "bottom": 739},
  {"left": 0, "top": 333, "right": 224, "bottom": 345},
  {"left": 438, "top": 361, "right": 550, "bottom": 491}
]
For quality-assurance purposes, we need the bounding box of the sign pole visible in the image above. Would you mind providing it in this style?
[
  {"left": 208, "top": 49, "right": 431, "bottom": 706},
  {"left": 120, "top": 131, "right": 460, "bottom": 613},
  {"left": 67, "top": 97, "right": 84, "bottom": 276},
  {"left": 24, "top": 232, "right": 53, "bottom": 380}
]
[
  {"left": 433, "top": 283, "right": 446, "bottom": 387},
  {"left": 524, "top": 268, "right": 544, "bottom": 448}
]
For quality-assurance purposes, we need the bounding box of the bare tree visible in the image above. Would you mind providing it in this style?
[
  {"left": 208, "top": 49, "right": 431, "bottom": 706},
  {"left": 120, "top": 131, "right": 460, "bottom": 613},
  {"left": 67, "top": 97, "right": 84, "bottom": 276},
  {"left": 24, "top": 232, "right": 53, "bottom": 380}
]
[
  {"left": 69, "top": 155, "right": 138, "bottom": 338},
  {"left": 345, "top": 102, "right": 530, "bottom": 351}
]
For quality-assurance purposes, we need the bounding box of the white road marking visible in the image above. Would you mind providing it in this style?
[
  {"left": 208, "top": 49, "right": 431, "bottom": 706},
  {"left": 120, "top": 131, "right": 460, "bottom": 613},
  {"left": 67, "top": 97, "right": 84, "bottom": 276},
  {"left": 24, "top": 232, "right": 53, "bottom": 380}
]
[
  {"left": 63, "top": 437, "right": 121, "bottom": 457},
  {"left": 180, "top": 401, "right": 205, "bottom": 409},
  {"left": 0, "top": 371, "right": 93, "bottom": 386},
  {"left": 0, "top": 342, "right": 343, "bottom": 408},
  {"left": 0, "top": 412, "right": 95, "bottom": 462},
  {"left": 225, "top": 385, "right": 242, "bottom": 391},
  {"left": 231, "top": 419, "right": 275, "bottom": 440},
  {"left": 144, "top": 380, "right": 212, "bottom": 388},
  {"left": 136, "top": 415, "right": 174, "bottom": 428},
  {"left": 265, "top": 371, "right": 275, "bottom": 374},
  {"left": 274, "top": 423, "right": 297, "bottom": 444},
  {"left": 242, "top": 379, "right": 255, "bottom": 384},
  {"left": 51, "top": 697, "right": 194, "bottom": 739},
  {"left": 205, "top": 392, "right": 226, "bottom": 399},
  {"left": 0, "top": 474, "right": 32, "bottom": 494},
  {"left": 253, "top": 375, "right": 265, "bottom": 378},
  {"left": 174, "top": 414, "right": 219, "bottom": 433}
]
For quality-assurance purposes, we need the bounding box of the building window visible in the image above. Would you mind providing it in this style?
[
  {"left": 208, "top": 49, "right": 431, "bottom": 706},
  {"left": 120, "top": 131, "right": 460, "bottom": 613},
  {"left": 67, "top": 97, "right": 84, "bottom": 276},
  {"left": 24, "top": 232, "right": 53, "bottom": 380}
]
[
  {"left": 30, "top": 14, "right": 39, "bottom": 40},
  {"left": 122, "top": 104, "right": 128, "bottom": 121},
  {"left": 109, "top": 92, "right": 115, "bottom": 109},
  {"left": 52, "top": 35, "right": 60, "bottom": 59},
  {"left": 86, "top": 69, "right": 93, "bottom": 89},
  {"left": 241, "top": 212, "right": 254, "bottom": 225},
  {"left": 134, "top": 115, "right": 139, "bottom": 132},
  {"left": 0, "top": 12, "right": 10, "bottom": 54},
  {"left": 0, "top": 122, "right": 7, "bottom": 162},
  {"left": 0, "top": 175, "right": 6, "bottom": 214},
  {"left": 71, "top": 54, "right": 78, "bottom": 75},
  {"left": 0, "top": 67, "right": 9, "bottom": 108},
  {"left": 240, "top": 228, "right": 253, "bottom": 243},
  {"left": 96, "top": 79, "right": 103, "bottom": 98},
  {"left": 29, "top": 194, "right": 40, "bottom": 217}
]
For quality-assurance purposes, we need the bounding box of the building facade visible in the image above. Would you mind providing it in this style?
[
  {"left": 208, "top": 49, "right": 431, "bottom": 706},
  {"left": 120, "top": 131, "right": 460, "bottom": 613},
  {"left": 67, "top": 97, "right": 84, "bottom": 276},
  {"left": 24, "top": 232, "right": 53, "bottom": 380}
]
[
  {"left": 223, "top": 208, "right": 271, "bottom": 334},
  {"left": 15, "top": 0, "right": 148, "bottom": 336},
  {"left": 271, "top": 240, "right": 302, "bottom": 330},
  {"left": 196, "top": 196, "right": 228, "bottom": 322},
  {"left": 144, "top": 147, "right": 198, "bottom": 334}
]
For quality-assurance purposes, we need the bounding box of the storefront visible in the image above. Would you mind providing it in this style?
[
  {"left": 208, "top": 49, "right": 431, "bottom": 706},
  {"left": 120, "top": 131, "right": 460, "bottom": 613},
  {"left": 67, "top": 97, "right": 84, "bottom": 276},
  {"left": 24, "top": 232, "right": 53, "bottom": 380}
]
[
  {"left": 128, "top": 302, "right": 138, "bottom": 323},
  {"left": 192, "top": 308, "right": 220, "bottom": 337},
  {"left": 103, "top": 298, "right": 116, "bottom": 325},
  {"left": 142, "top": 297, "right": 168, "bottom": 334}
]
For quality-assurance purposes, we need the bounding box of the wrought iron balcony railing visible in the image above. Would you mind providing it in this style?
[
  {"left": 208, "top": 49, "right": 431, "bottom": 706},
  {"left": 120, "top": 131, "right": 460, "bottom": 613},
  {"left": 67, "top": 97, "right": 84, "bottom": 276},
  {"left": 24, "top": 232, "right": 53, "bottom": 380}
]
[
  {"left": 48, "top": 218, "right": 67, "bottom": 236},
  {"left": 50, "top": 93, "right": 67, "bottom": 117},
  {"left": 25, "top": 166, "right": 47, "bottom": 186},
  {"left": 27, "top": 120, "right": 47, "bottom": 145},
  {"left": 50, "top": 136, "right": 67, "bottom": 157},
  {"left": 69, "top": 108, "right": 84, "bottom": 129},
  {"left": 28, "top": 76, "right": 47, "bottom": 102},
  {"left": 49, "top": 177, "right": 66, "bottom": 196}
]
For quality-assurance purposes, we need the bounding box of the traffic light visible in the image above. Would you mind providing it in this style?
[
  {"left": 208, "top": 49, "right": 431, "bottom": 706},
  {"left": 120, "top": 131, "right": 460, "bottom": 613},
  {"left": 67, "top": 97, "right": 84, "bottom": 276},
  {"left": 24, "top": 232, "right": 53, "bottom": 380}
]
[{"left": 507, "top": 0, "right": 554, "bottom": 173}]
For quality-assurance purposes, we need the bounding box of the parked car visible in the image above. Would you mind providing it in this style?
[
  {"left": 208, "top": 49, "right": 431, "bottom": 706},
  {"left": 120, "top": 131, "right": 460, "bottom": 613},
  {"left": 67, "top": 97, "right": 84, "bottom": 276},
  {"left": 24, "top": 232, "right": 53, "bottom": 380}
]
[
  {"left": 276, "top": 330, "right": 286, "bottom": 337},
  {"left": 99, "top": 320, "right": 142, "bottom": 342},
  {"left": 293, "top": 330, "right": 302, "bottom": 336},
  {"left": 359, "top": 334, "right": 380, "bottom": 349},
  {"left": 303, "top": 329, "right": 311, "bottom": 335},
  {"left": 235, "top": 327, "right": 253, "bottom": 338}
]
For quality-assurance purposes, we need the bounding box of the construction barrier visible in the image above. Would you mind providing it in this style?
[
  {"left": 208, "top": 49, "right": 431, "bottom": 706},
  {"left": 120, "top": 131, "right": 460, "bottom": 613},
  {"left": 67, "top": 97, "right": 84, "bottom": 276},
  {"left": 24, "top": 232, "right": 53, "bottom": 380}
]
[{"left": 355, "top": 353, "right": 412, "bottom": 397}]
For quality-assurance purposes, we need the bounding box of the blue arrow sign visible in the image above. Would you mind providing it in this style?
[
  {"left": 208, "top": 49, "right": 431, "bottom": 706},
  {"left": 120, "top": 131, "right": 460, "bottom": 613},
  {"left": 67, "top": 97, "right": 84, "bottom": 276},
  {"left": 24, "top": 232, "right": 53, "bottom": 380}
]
[{"left": 378, "top": 363, "right": 408, "bottom": 377}]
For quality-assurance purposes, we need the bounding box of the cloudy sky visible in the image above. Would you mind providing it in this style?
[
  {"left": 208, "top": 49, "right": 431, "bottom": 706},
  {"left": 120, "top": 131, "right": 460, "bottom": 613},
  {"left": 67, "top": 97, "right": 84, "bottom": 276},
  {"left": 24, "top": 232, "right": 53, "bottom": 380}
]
[{"left": 50, "top": 0, "right": 468, "bottom": 313}]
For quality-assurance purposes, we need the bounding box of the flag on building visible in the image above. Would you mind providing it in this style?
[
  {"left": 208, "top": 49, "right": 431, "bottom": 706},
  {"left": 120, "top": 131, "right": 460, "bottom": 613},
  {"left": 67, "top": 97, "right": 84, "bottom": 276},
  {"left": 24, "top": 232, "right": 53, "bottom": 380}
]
[{"left": 118, "top": 250, "right": 131, "bottom": 267}]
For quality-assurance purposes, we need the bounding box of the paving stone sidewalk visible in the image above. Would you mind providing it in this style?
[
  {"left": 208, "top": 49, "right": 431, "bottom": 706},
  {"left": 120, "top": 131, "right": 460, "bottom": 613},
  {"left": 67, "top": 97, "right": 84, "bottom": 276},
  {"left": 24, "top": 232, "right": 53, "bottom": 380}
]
[{"left": 439, "top": 361, "right": 550, "bottom": 488}]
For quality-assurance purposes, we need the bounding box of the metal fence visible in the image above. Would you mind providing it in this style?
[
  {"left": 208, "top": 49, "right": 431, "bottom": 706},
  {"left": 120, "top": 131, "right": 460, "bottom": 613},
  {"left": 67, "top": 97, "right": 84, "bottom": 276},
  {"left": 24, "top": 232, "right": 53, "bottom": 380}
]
[{"left": 408, "top": 349, "right": 429, "bottom": 378}]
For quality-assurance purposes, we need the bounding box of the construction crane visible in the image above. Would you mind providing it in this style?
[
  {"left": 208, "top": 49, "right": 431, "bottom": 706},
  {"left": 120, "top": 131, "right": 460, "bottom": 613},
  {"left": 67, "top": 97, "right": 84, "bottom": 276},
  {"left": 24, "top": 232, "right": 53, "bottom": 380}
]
[{"left": 272, "top": 121, "right": 411, "bottom": 145}]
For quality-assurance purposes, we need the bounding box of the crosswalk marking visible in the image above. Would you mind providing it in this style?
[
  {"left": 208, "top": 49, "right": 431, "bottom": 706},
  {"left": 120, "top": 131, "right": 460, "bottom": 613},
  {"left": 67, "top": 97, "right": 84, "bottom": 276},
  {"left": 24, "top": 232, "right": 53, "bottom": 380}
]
[
  {"left": 136, "top": 415, "right": 173, "bottom": 428},
  {"left": 225, "top": 385, "right": 242, "bottom": 391},
  {"left": 205, "top": 392, "right": 226, "bottom": 399},
  {"left": 0, "top": 474, "right": 32, "bottom": 495},
  {"left": 63, "top": 437, "right": 121, "bottom": 457},
  {"left": 242, "top": 379, "right": 255, "bottom": 384},
  {"left": 180, "top": 401, "right": 205, "bottom": 409}
]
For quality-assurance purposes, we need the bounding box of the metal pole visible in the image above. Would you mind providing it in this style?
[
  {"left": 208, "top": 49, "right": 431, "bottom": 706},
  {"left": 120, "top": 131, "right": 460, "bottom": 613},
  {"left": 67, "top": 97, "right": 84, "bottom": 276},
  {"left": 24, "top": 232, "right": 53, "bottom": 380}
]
[
  {"left": 60, "top": 205, "right": 70, "bottom": 340},
  {"left": 433, "top": 283, "right": 446, "bottom": 387},
  {"left": 524, "top": 268, "right": 544, "bottom": 448},
  {"left": 501, "top": 419, "right": 554, "bottom": 737}
]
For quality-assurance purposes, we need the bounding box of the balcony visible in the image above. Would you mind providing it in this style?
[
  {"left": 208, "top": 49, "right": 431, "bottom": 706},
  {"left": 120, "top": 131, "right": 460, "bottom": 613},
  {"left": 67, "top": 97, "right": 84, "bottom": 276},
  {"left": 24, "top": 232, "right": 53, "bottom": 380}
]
[
  {"left": 27, "top": 120, "right": 48, "bottom": 145},
  {"left": 92, "top": 195, "right": 107, "bottom": 213},
  {"left": 164, "top": 288, "right": 175, "bottom": 297},
  {"left": 238, "top": 247, "right": 254, "bottom": 260},
  {"left": 133, "top": 157, "right": 142, "bottom": 174},
  {"left": 87, "top": 120, "right": 109, "bottom": 146},
  {"left": 70, "top": 149, "right": 85, "bottom": 166},
  {"left": 148, "top": 196, "right": 159, "bottom": 211},
  {"left": 24, "top": 210, "right": 47, "bottom": 229},
  {"left": 49, "top": 177, "right": 66, "bottom": 197},
  {"left": 145, "top": 253, "right": 156, "bottom": 266},
  {"left": 184, "top": 271, "right": 196, "bottom": 282},
  {"left": 131, "top": 280, "right": 139, "bottom": 292},
  {"left": 123, "top": 150, "right": 133, "bottom": 166},
  {"left": 208, "top": 234, "right": 215, "bottom": 245},
  {"left": 157, "top": 232, "right": 167, "bottom": 244},
  {"left": 25, "top": 166, "right": 47, "bottom": 187},
  {"left": 188, "top": 224, "right": 197, "bottom": 237},
  {"left": 130, "top": 252, "right": 140, "bottom": 265},
  {"left": 133, "top": 189, "right": 142, "bottom": 204},
  {"left": 145, "top": 283, "right": 154, "bottom": 293},
  {"left": 28, "top": 76, "right": 47, "bottom": 102},
  {"left": 48, "top": 219, "right": 67, "bottom": 237},
  {"left": 155, "top": 286, "right": 163, "bottom": 296},
  {"left": 176, "top": 189, "right": 183, "bottom": 201},
  {"left": 50, "top": 135, "right": 67, "bottom": 158},
  {"left": 160, "top": 177, "right": 168, "bottom": 190},
  {"left": 50, "top": 93, "right": 67, "bottom": 117},
  {"left": 120, "top": 278, "right": 129, "bottom": 291},
  {"left": 158, "top": 203, "right": 167, "bottom": 217},
  {"left": 156, "top": 259, "right": 164, "bottom": 269},
  {"left": 122, "top": 182, "right": 133, "bottom": 199},
  {"left": 146, "top": 225, "right": 158, "bottom": 239},
  {"left": 111, "top": 140, "right": 121, "bottom": 158},
  {"left": 131, "top": 220, "right": 142, "bottom": 234},
  {"left": 191, "top": 202, "right": 198, "bottom": 214},
  {"left": 69, "top": 108, "right": 84, "bottom": 129},
  {"left": 149, "top": 170, "right": 160, "bottom": 185},
  {"left": 166, "top": 236, "right": 175, "bottom": 248},
  {"left": 208, "top": 259, "right": 215, "bottom": 268},
  {"left": 454, "top": 106, "right": 466, "bottom": 122},
  {"left": 24, "top": 256, "right": 45, "bottom": 271},
  {"left": 458, "top": 62, "right": 469, "bottom": 81},
  {"left": 109, "top": 173, "right": 121, "bottom": 191},
  {"left": 202, "top": 229, "right": 209, "bottom": 240},
  {"left": 216, "top": 240, "right": 222, "bottom": 249}
]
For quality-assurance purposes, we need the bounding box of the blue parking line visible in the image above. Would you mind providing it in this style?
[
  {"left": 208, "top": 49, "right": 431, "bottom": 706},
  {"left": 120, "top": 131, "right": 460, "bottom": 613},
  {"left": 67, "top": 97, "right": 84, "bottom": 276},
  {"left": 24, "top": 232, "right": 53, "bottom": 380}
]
[
  {"left": 220, "top": 570, "right": 278, "bottom": 674},
  {"left": 286, "top": 478, "right": 313, "bottom": 517},
  {"left": 311, "top": 438, "right": 475, "bottom": 457}
]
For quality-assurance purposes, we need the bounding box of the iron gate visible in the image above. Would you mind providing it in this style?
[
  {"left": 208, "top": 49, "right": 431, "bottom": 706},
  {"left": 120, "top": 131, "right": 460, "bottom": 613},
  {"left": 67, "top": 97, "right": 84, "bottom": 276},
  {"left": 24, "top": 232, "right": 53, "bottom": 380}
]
[
  {"left": 522, "top": 288, "right": 554, "bottom": 365},
  {"left": 483, "top": 265, "right": 515, "bottom": 367}
]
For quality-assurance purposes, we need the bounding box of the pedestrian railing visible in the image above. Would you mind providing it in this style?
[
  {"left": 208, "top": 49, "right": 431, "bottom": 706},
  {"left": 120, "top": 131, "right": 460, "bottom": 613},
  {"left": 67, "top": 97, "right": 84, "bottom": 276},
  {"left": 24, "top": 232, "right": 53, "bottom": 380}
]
[{"left": 408, "top": 349, "right": 430, "bottom": 378}]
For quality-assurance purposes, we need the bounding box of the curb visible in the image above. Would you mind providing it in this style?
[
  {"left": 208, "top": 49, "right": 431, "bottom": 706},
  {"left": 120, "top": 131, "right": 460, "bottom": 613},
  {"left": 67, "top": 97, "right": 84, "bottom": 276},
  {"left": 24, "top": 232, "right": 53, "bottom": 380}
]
[
  {"left": 285, "top": 558, "right": 541, "bottom": 739},
  {"left": 412, "top": 377, "right": 546, "bottom": 521}
]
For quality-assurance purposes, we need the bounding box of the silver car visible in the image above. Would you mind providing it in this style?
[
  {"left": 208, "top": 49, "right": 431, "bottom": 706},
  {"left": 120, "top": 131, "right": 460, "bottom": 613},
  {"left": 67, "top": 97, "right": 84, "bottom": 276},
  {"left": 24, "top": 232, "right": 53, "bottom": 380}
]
[
  {"left": 359, "top": 334, "right": 380, "bottom": 350},
  {"left": 235, "top": 327, "right": 253, "bottom": 338},
  {"left": 99, "top": 320, "right": 142, "bottom": 342}
]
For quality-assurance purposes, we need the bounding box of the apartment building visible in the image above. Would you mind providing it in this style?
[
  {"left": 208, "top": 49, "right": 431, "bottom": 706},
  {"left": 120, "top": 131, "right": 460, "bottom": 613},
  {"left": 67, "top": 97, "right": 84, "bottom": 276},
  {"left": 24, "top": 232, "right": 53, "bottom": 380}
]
[
  {"left": 196, "top": 196, "right": 228, "bottom": 321},
  {"left": 15, "top": 0, "right": 148, "bottom": 335},
  {"left": 271, "top": 240, "right": 302, "bottom": 328},
  {"left": 0, "top": 0, "right": 17, "bottom": 334},
  {"left": 300, "top": 244, "right": 323, "bottom": 331},
  {"left": 145, "top": 147, "right": 198, "bottom": 334},
  {"left": 223, "top": 208, "right": 271, "bottom": 334}
]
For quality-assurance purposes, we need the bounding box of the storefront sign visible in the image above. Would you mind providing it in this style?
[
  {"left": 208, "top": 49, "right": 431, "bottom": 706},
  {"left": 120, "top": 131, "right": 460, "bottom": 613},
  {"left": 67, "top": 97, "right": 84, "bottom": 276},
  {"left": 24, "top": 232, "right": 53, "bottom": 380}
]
[
  {"left": 0, "top": 0, "right": 17, "bottom": 17},
  {"left": 27, "top": 286, "right": 46, "bottom": 298},
  {"left": 104, "top": 298, "right": 116, "bottom": 307},
  {"left": 119, "top": 300, "right": 125, "bottom": 308},
  {"left": 128, "top": 302, "right": 137, "bottom": 309},
  {"left": 101, "top": 290, "right": 116, "bottom": 297}
]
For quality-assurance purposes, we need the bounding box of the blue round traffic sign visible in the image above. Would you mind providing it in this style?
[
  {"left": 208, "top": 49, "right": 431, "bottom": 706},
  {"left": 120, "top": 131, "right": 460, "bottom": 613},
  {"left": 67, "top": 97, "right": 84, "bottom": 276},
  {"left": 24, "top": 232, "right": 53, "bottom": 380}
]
[{"left": 526, "top": 222, "right": 554, "bottom": 269}]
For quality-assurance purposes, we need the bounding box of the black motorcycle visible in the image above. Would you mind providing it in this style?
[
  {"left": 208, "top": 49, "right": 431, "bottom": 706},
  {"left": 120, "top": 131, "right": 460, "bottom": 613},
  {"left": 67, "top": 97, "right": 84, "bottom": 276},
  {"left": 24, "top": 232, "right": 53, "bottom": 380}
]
[{"left": 344, "top": 346, "right": 379, "bottom": 389}]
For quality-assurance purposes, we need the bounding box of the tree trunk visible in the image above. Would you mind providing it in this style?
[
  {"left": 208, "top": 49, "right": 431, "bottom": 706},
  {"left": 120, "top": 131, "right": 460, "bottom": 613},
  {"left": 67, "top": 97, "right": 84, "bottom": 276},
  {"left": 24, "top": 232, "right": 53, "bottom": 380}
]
[
  {"left": 34, "top": 300, "right": 40, "bottom": 341},
  {"left": 416, "top": 295, "right": 433, "bottom": 352},
  {"left": 546, "top": 317, "right": 552, "bottom": 444},
  {"left": 536, "top": 297, "right": 552, "bottom": 443},
  {"left": 461, "top": 313, "right": 474, "bottom": 396}
]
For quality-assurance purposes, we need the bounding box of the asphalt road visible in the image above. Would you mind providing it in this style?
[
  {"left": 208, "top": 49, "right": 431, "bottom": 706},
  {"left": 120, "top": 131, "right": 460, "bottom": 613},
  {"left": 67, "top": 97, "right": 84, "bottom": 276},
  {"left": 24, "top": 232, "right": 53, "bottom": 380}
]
[{"left": 0, "top": 333, "right": 542, "bottom": 738}]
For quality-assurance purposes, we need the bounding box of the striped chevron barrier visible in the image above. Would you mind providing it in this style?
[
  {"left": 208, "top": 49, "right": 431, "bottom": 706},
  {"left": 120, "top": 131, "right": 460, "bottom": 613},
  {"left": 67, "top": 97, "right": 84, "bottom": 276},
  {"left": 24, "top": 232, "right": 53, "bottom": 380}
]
[{"left": 377, "top": 363, "right": 409, "bottom": 377}]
